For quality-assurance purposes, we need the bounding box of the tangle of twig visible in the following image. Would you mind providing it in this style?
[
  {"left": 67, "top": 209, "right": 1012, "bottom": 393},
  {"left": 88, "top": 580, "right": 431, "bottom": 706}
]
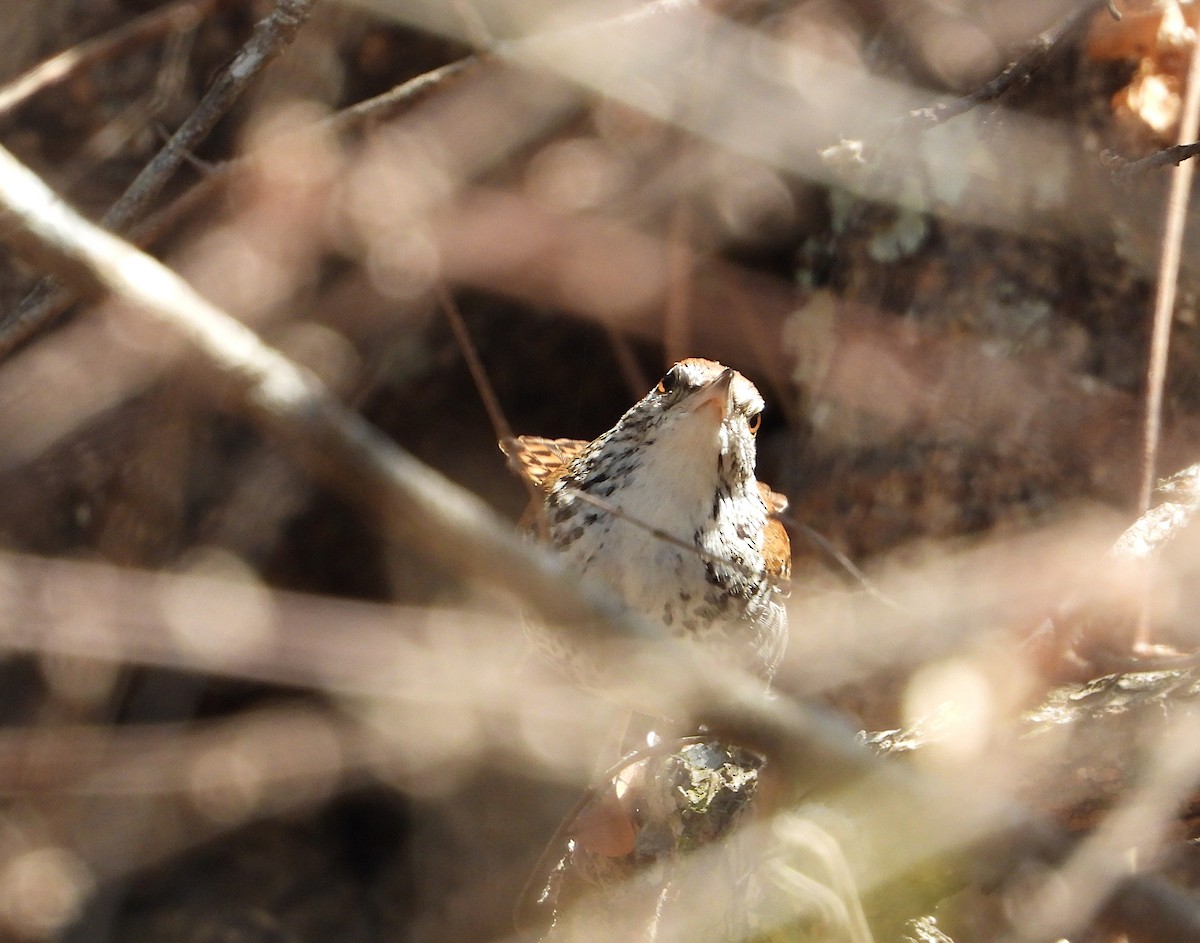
[{"left": 0, "top": 0, "right": 322, "bottom": 358}]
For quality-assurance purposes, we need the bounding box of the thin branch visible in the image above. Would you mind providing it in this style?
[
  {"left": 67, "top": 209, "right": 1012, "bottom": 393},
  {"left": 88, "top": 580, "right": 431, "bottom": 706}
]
[
  {"left": 324, "top": 57, "right": 477, "bottom": 134},
  {"left": 778, "top": 511, "right": 904, "bottom": 611},
  {"left": 105, "top": 0, "right": 319, "bottom": 234},
  {"left": 1109, "top": 141, "right": 1200, "bottom": 179},
  {"left": 437, "top": 284, "right": 516, "bottom": 443},
  {"left": 437, "top": 282, "right": 549, "bottom": 528},
  {"left": 903, "top": 0, "right": 1109, "bottom": 130},
  {"left": 0, "top": 0, "right": 236, "bottom": 120},
  {"left": 0, "top": 0, "right": 322, "bottom": 357}
]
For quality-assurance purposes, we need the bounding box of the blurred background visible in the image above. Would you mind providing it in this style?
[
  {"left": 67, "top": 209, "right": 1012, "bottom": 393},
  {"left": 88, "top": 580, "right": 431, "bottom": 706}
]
[{"left": 0, "top": 0, "right": 1199, "bottom": 940}]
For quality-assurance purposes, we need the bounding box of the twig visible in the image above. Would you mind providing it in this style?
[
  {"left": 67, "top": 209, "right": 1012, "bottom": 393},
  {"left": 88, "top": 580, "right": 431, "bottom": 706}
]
[
  {"left": 1109, "top": 141, "right": 1200, "bottom": 179},
  {"left": 903, "top": 0, "right": 1108, "bottom": 130},
  {"left": 105, "top": 0, "right": 319, "bottom": 234},
  {"left": 778, "top": 511, "right": 904, "bottom": 611},
  {"left": 0, "top": 0, "right": 235, "bottom": 119},
  {"left": 437, "top": 282, "right": 550, "bottom": 533},
  {"left": 133, "top": 56, "right": 478, "bottom": 246},
  {"left": 0, "top": 0, "right": 322, "bottom": 358},
  {"left": 437, "top": 284, "right": 516, "bottom": 443},
  {"left": 0, "top": 704, "right": 368, "bottom": 797},
  {"left": 324, "top": 57, "right": 477, "bottom": 135}
]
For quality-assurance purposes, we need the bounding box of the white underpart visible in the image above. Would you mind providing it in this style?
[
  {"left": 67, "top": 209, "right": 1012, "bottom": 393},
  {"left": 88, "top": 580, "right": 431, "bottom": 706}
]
[
  {"left": 565, "top": 392, "right": 766, "bottom": 636},
  {"left": 539, "top": 362, "right": 785, "bottom": 681},
  {"left": 595, "top": 407, "right": 726, "bottom": 609}
]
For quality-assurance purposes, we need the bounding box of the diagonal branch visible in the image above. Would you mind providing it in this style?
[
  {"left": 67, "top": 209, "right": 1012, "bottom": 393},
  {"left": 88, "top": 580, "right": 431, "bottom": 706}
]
[{"left": 903, "top": 0, "right": 1110, "bottom": 130}]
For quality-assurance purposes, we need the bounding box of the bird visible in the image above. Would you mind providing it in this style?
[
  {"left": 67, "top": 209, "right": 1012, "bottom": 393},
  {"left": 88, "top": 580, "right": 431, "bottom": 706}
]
[{"left": 501, "top": 358, "right": 790, "bottom": 687}]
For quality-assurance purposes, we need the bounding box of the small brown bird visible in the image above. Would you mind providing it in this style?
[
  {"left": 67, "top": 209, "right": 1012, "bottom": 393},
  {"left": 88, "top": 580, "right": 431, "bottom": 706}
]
[{"left": 502, "top": 358, "right": 790, "bottom": 685}]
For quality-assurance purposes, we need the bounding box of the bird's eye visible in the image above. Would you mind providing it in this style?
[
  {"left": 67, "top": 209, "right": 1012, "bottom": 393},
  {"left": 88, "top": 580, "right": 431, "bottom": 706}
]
[
  {"left": 656, "top": 368, "right": 680, "bottom": 396},
  {"left": 748, "top": 413, "right": 761, "bottom": 435}
]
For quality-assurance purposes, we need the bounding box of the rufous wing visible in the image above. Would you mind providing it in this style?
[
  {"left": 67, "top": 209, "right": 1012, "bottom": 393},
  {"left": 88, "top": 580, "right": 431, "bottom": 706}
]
[
  {"left": 500, "top": 436, "right": 589, "bottom": 493},
  {"left": 757, "top": 482, "right": 791, "bottom": 584},
  {"left": 500, "top": 436, "right": 590, "bottom": 537}
]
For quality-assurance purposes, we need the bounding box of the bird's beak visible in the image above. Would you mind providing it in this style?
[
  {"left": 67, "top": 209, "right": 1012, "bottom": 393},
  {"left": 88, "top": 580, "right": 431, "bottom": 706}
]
[{"left": 691, "top": 368, "right": 734, "bottom": 420}]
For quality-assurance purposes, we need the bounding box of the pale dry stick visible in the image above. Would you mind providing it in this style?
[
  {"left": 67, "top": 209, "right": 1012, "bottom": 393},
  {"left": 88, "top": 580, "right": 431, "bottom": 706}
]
[
  {"left": 386, "top": 0, "right": 1087, "bottom": 242},
  {"left": 0, "top": 553, "right": 513, "bottom": 699},
  {"left": 1134, "top": 24, "right": 1200, "bottom": 650},
  {"left": 0, "top": 0, "right": 236, "bottom": 119},
  {"left": 0, "top": 143, "right": 1198, "bottom": 943},
  {"left": 0, "top": 0, "right": 322, "bottom": 358}
]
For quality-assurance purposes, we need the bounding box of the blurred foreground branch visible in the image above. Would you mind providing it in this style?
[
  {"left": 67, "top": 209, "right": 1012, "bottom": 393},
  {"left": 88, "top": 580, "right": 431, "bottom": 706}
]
[{"left": 0, "top": 143, "right": 1198, "bottom": 942}]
